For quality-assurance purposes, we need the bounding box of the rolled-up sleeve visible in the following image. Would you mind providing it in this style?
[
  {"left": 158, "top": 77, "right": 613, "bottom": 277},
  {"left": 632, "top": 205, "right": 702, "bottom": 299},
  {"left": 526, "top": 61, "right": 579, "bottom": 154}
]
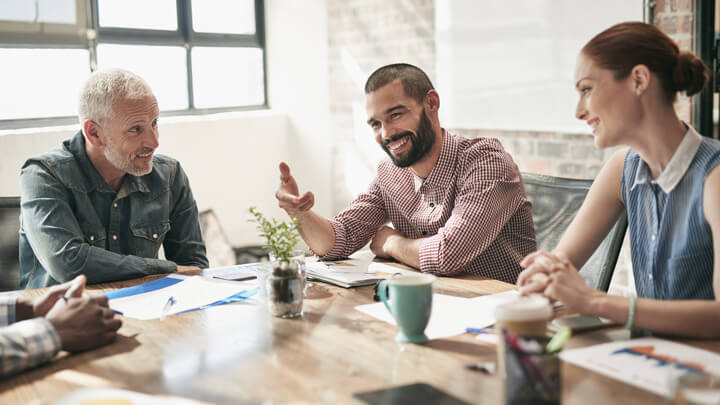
[{"left": 318, "top": 180, "right": 389, "bottom": 261}]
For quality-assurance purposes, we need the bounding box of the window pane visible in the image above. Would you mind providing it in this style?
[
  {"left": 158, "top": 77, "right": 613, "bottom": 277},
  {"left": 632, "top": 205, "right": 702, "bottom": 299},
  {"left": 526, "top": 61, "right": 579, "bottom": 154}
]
[
  {"left": 0, "top": 48, "right": 89, "bottom": 120},
  {"left": 0, "top": 0, "right": 76, "bottom": 24},
  {"left": 191, "top": 0, "right": 255, "bottom": 34},
  {"left": 96, "top": 44, "right": 188, "bottom": 110},
  {"left": 435, "top": 0, "right": 643, "bottom": 133},
  {"left": 192, "top": 47, "right": 264, "bottom": 108},
  {"left": 98, "top": 0, "right": 177, "bottom": 30}
]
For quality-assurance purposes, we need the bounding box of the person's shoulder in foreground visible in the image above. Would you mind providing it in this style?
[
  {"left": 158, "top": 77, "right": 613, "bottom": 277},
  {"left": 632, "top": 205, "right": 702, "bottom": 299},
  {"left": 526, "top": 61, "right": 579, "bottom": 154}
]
[
  {"left": 275, "top": 63, "right": 535, "bottom": 282},
  {"left": 0, "top": 275, "right": 120, "bottom": 378},
  {"left": 18, "top": 68, "right": 207, "bottom": 289}
]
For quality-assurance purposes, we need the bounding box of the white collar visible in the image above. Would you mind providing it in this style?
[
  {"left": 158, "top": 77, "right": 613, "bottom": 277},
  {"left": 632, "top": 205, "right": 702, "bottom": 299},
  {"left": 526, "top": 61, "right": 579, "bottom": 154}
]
[
  {"left": 631, "top": 124, "right": 702, "bottom": 193},
  {"left": 413, "top": 172, "right": 424, "bottom": 192}
]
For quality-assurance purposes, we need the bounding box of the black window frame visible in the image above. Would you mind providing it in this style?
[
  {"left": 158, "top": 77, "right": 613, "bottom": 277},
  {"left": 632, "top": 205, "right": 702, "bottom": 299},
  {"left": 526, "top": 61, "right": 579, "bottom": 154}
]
[{"left": 0, "top": 0, "right": 267, "bottom": 130}]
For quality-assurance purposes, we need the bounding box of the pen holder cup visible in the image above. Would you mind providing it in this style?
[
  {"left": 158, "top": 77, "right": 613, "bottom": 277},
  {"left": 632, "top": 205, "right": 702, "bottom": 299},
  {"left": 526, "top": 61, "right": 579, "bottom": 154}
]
[{"left": 503, "top": 334, "right": 561, "bottom": 405}]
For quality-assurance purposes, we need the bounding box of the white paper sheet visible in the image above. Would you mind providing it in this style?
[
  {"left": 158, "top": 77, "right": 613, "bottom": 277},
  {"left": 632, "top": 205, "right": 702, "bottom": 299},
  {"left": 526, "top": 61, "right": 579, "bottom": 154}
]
[
  {"left": 109, "top": 275, "right": 256, "bottom": 320},
  {"left": 560, "top": 337, "right": 720, "bottom": 397},
  {"left": 355, "top": 290, "right": 519, "bottom": 340}
]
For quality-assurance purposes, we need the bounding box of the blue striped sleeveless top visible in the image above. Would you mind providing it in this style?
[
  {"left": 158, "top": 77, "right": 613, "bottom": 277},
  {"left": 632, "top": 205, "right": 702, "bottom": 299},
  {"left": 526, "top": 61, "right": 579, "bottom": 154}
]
[{"left": 621, "top": 130, "right": 720, "bottom": 300}]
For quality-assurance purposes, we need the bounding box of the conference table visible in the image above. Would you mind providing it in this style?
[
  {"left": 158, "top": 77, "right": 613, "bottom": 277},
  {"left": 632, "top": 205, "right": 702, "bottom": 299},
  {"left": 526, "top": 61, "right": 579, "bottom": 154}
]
[{"left": 0, "top": 269, "right": 718, "bottom": 404}]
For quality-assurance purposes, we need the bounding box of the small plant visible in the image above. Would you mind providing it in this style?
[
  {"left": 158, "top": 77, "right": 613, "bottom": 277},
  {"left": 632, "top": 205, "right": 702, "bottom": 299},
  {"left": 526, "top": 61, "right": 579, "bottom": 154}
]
[{"left": 248, "top": 206, "right": 300, "bottom": 266}]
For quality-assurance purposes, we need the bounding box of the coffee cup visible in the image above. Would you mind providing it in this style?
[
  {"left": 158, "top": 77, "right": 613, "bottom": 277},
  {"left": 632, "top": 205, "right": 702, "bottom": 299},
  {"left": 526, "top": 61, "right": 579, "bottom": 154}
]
[{"left": 378, "top": 273, "right": 436, "bottom": 344}]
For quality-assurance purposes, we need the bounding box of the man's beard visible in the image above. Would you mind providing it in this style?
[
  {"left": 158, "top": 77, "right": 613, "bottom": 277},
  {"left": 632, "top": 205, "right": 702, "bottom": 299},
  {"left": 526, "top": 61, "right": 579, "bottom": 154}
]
[
  {"left": 103, "top": 138, "right": 153, "bottom": 177},
  {"left": 381, "top": 109, "right": 435, "bottom": 168}
]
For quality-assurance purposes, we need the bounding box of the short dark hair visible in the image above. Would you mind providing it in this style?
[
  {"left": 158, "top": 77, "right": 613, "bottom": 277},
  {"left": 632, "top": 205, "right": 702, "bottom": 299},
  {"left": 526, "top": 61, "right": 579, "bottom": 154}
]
[
  {"left": 364, "top": 63, "right": 434, "bottom": 104},
  {"left": 582, "top": 21, "right": 709, "bottom": 104}
]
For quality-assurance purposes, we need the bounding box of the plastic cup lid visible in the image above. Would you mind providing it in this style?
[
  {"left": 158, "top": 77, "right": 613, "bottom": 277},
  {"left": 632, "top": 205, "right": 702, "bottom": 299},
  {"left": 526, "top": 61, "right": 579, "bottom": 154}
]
[{"left": 494, "top": 296, "right": 552, "bottom": 322}]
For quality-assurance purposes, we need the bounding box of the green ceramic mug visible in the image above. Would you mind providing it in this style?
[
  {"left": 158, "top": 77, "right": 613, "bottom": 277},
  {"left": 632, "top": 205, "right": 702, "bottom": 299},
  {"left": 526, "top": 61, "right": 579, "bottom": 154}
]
[{"left": 378, "top": 273, "right": 436, "bottom": 344}]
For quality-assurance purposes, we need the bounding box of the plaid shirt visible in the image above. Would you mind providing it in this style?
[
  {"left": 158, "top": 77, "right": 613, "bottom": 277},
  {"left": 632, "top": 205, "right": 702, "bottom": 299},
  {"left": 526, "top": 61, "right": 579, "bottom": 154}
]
[
  {"left": 0, "top": 296, "right": 61, "bottom": 377},
  {"left": 321, "top": 131, "right": 536, "bottom": 283}
]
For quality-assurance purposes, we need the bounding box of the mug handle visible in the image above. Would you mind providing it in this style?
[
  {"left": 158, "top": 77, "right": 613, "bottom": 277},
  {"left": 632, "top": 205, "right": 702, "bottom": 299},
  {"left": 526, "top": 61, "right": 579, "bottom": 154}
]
[{"left": 378, "top": 279, "right": 392, "bottom": 314}]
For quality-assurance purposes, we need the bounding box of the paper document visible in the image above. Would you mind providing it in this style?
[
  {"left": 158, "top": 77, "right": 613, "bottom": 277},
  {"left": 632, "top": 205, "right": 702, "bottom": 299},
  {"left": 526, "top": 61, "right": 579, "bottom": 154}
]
[
  {"left": 355, "top": 290, "right": 518, "bottom": 340},
  {"left": 108, "top": 275, "right": 256, "bottom": 320},
  {"left": 560, "top": 337, "right": 720, "bottom": 397},
  {"left": 306, "top": 257, "right": 417, "bottom": 288}
]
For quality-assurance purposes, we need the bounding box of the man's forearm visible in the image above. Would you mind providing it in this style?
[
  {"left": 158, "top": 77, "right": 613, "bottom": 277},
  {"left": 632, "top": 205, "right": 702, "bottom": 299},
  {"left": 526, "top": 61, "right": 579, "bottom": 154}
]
[
  {"left": 387, "top": 235, "right": 424, "bottom": 269},
  {"left": 295, "top": 211, "right": 335, "bottom": 256}
]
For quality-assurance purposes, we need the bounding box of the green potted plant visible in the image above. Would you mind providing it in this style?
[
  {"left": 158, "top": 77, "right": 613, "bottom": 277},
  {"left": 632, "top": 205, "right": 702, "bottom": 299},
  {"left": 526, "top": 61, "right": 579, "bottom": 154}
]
[{"left": 249, "top": 206, "right": 304, "bottom": 318}]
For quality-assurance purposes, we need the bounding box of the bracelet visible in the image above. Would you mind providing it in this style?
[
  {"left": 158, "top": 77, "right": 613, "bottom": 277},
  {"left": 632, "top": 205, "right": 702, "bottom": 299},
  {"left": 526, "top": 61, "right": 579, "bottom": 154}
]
[{"left": 624, "top": 295, "right": 636, "bottom": 330}]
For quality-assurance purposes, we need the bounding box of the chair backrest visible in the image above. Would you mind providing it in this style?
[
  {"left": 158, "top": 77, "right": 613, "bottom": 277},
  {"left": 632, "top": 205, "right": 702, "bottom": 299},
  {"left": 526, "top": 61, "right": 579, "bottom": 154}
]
[
  {"left": 521, "top": 173, "right": 627, "bottom": 292},
  {"left": 0, "top": 197, "right": 21, "bottom": 292},
  {"left": 199, "top": 208, "right": 237, "bottom": 268}
]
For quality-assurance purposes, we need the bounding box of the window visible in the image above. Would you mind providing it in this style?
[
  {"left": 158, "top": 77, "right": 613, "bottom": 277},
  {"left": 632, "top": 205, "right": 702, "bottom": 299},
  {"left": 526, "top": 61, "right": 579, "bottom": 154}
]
[{"left": 0, "top": 0, "right": 266, "bottom": 128}]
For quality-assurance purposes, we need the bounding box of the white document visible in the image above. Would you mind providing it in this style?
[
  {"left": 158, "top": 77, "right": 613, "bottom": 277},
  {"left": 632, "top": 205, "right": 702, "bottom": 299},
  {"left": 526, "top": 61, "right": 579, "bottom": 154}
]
[
  {"left": 560, "top": 337, "right": 720, "bottom": 397},
  {"left": 306, "top": 258, "right": 417, "bottom": 288},
  {"left": 109, "top": 275, "right": 256, "bottom": 320},
  {"left": 355, "top": 290, "right": 519, "bottom": 340}
]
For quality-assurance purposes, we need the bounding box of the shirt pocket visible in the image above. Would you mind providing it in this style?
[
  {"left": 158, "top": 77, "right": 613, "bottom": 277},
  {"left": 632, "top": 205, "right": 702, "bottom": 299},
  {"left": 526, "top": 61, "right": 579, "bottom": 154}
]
[{"left": 131, "top": 221, "right": 171, "bottom": 258}]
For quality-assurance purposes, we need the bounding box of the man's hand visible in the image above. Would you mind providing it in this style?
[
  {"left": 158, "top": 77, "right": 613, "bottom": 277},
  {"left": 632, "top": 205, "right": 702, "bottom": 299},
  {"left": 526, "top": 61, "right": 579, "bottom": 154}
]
[
  {"left": 177, "top": 265, "right": 201, "bottom": 275},
  {"left": 275, "top": 162, "right": 315, "bottom": 218},
  {"left": 16, "top": 275, "right": 89, "bottom": 321},
  {"left": 46, "top": 294, "right": 122, "bottom": 353},
  {"left": 370, "top": 225, "right": 402, "bottom": 259}
]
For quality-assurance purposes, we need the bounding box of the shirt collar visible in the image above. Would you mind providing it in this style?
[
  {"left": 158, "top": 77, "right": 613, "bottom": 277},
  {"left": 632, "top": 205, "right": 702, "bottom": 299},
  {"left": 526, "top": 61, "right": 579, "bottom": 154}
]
[
  {"left": 631, "top": 123, "right": 702, "bottom": 193},
  {"left": 418, "top": 129, "right": 455, "bottom": 192}
]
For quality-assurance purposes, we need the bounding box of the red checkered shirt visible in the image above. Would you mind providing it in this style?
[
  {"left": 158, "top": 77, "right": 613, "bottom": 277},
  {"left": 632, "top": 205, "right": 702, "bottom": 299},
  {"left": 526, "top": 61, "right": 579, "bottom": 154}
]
[{"left": 320, "top": 131, "right": 536, "bottom": 283}]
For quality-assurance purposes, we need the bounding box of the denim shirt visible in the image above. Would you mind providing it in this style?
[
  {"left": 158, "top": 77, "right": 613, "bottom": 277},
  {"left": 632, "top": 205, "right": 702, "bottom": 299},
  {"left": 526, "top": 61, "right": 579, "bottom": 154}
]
[{"left": 18, "top": 131, "right": 208, "bottom": 288}]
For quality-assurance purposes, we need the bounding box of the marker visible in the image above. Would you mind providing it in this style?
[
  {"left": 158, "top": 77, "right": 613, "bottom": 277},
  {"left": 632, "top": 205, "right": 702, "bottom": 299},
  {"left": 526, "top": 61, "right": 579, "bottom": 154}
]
[{"left": 546, "top": 326, "right": 572, "bottom": 353}]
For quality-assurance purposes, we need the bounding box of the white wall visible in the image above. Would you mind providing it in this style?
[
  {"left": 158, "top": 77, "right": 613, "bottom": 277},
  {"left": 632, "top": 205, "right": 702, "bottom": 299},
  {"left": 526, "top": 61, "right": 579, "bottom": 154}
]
[
  {"left": 0, "top": 0, "right": 332, "bottom": 248},
  {"left": 265, "top": 0, "right": 331, "bottom": 218}
]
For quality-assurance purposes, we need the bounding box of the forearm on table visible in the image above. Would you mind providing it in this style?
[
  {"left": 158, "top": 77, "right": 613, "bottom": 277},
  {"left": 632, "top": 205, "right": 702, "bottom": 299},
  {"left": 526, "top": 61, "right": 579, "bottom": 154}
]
[{"left": 387, "top": 236, "right": 423, "bottom": 269}]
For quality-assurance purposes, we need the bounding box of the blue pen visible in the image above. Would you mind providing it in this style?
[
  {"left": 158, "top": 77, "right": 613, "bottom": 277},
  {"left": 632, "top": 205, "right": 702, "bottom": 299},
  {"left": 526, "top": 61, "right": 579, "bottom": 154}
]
[
  {"left": 466, "top": 327, "right": 490, "bottom": 334},
  {"left": 162, "top": 296, "right": 176, "bottom": 315},
  {"left": 63, "top": 295, "right": 123, "bottom": 315}
]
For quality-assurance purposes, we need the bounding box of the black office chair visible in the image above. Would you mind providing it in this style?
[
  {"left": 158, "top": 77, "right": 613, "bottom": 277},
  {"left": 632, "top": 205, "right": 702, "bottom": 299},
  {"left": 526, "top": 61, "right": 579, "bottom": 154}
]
[
  {"left": 0, "top": 196, "right": 21, "bottom": 291},
  {"left": 522, "top": 173, "right": 627, "bottom": 292}
]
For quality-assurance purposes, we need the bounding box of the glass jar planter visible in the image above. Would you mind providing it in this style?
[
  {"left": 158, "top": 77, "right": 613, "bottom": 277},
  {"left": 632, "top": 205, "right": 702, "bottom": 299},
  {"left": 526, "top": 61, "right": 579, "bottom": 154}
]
[{"left": 267, "top": 257, "right": 304, "bottom": 318}]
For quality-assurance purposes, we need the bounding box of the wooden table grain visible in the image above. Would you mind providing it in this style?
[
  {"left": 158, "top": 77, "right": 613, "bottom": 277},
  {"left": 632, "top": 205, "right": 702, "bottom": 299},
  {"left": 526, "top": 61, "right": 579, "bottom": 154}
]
[{"left": 0, "top": 273, "right": 716, "bottom": 404}]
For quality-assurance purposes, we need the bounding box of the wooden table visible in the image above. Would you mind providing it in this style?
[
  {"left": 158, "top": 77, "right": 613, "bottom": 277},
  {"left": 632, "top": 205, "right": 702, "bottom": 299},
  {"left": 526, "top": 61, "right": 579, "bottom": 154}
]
[{"left": 0, "top": 273, "right": 717, "bottom": 404}]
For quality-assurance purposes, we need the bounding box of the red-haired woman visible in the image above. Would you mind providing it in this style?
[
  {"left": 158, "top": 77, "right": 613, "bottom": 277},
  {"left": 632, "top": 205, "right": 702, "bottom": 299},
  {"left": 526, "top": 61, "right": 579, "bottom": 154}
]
[{"left": 516, "top": 22, "right": 720, "bottom": 338}]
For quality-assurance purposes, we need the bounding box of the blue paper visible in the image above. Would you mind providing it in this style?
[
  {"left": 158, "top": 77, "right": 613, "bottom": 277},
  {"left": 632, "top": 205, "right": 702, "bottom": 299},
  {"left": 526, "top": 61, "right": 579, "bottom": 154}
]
[{"left": 105, "top": 276, "right": 183, "bottom": 300}]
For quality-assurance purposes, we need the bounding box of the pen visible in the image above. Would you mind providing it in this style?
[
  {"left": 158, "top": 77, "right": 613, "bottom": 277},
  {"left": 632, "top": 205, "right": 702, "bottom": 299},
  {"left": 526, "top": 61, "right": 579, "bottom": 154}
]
[
  {"left": 162, "top": 296, "right": 176, "bottom": 315},
  {"left": 466, "top": 327, "right": 491, "bottom": 334},
  {"left": 63, "top": 295, "right": 123, "bottom": 315}
]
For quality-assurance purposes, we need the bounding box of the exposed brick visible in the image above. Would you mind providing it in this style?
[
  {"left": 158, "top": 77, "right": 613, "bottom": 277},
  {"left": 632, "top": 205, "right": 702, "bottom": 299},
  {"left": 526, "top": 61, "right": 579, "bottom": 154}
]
[
  {"left": 586, "top": 165, "right": 603, "bottom": 179},
  {"left": 660, "top": 15, "right": 679, "bottom": 34},
  {"left": 570, "top": 144, "right": 603, "bottom": 160},
  {"left": 680, "top": 15, "right": 692, "bottom": 34},
  {"left": 537, "top": 142, "right": 568, "bottom": 158},
  {"left": 521, "top": 159, "right": 553, "bottom": 175},
  {"left": 677, "top": 0, "right": 692, "bottom": 11},
  {"left": 655, "top": 0, "right": 667, "bottom": 12},
  {"left": 557, "top": 163, "right": 585, "bottom": 178}
]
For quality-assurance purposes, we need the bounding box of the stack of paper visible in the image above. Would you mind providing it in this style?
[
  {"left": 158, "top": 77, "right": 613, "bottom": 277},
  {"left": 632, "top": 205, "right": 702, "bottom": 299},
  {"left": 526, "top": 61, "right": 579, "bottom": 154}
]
[
  {"left": 306, "top": 257, "right": 417, "bottom": 288},
  {"left": 107, "top": 274, "right": 257, "bottom": 320},
  {"left": 355, "top": 290, "right": 519, "bottom": 340}
]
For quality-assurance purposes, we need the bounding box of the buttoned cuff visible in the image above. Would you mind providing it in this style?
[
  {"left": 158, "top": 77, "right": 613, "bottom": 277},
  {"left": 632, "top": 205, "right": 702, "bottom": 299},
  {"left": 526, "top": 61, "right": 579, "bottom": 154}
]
[
  {"left": 143, "top": 258, "right": 177, "bottom": 275},
  {"left": 317, "top": 219, "right": 350, "bottom": 261},
  {"left": 419, "top": 235, "right": 442, "bottom": 273}
]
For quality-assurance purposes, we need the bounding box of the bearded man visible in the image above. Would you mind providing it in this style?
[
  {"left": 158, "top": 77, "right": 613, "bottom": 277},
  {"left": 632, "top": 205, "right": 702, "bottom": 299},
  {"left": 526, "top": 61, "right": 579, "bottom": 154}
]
[
  {"left": 18, "top": 69, "right": 207, "bottom": 288},
  {"left": 276, "top": 63, "right": 535, "bottom": 282}
]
